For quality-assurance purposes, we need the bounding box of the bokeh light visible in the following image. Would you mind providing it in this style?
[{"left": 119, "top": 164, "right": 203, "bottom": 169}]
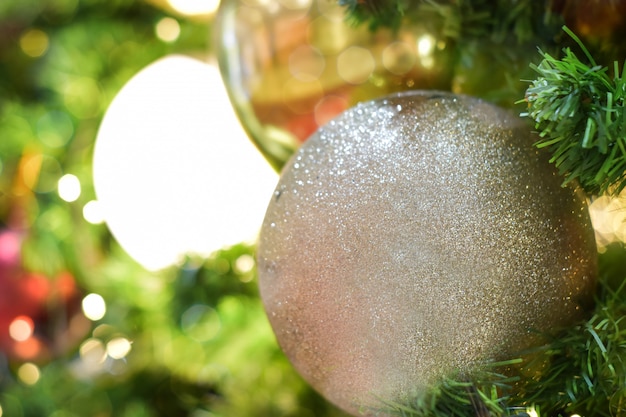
[
  {"left": 167, "top": 0, "right": 220, "bottom": 16},
  {"left": 58, "top": 174, "right": 81, "bottom": 202},
  {"left": 155, "top": 17, "right": 181, "bottom": 42},
  {"left": 588, "top": 191, "right": 626, "bottom": 250},
  {"left": 19, "top": 29, "right": 49, "bottom": 58},
  {"left": 82, "top": 200, "right": 105, "bottom": 224},
  {"left": 93, "top": 55, "right": 278, "bottom": 271},
  {"left": 106, "top": 337, "right": 132, "bottom": 359},
  {"left": 17, "top": 363, "right": 40, "bottom": 385},
  {"left": 82, "top": 293, "right": 106, "bottom": 321},
  {"left": 9, "top": 316, "right": 34, "bottom": 342}
]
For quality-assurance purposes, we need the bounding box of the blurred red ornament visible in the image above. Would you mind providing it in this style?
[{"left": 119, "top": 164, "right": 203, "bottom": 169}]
[{"left": 0, "top": 229, "right": 90, "bottom": 363}]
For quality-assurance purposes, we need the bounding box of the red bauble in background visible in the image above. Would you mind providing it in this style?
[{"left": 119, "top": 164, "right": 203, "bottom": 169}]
[{"left": 0, "top": 229, "right": 90, "bottom": 363}]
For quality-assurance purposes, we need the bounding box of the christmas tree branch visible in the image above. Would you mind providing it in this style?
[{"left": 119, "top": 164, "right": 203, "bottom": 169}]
[
  {"left": 521, "top": 26, "right": 626, "bottom": 196},
  {"left": 337, "top": 0, "right": 558, "bottom": 44}
]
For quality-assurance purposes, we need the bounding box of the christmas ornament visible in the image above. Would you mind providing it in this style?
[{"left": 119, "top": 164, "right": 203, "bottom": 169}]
[
  {"left": 257, "top": 91, "right": 597, "bottom": 416},
  {"left": 0, "top": 229, "right": 89, "bottom": 362},
  {"left": 93, "top": 55, "right": 277, "bottom": 271},
  {"left": 215, "top": 0, "right": 455, "bottom": 170}
]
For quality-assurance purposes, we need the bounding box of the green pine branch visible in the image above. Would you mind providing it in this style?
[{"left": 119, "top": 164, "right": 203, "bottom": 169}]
[
  {"left": 521, "top": 27, "right": 626, "bottom": 196},
  {"left": 337, "top": 0, "right": 560, "bottom": 45}
]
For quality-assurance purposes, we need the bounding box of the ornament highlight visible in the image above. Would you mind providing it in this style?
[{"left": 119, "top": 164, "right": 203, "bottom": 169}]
[{"left": 257, "top": 91, "right": 597, "bottom": 416}]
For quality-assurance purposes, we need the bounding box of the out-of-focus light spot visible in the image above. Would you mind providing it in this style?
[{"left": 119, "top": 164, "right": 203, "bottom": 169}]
[
  {"left": 337, "top": 46, "right": 375, "bottom": 85},
  {"left": 168, "top": 0, "right": 220, "bottom": 16},
  {"left": 79, "top": 338, "right": 107, "bottom": 365},
  {"left": 155, "top": 17, "right": 181, "bottom": 43},
  {"left": 106, "top": 337, "right": 132, "bottom": 359},
  {"left": 93, "top": 55, "right": 278, "bottom": 271},
  {"left": 234, "top": 253, "right": 255, "bottom": 274},
  {"left": 83, "top": 200, "right": 105, "bottom": 224},
  {"left": 82, "top": 293, "right": 106, "bottom": 321},
  {"left": 0, "top": 230, "right": 21, "bottom": 264},
  {"left": 417, "top": 34, "right": 435, "bottom": 56},
  {"left": 570, "top": 414, "right": 581, "bottom": 417},
  {"left": 588, "top": 192, "right": 626, "bottom": 250},
  {"left": 58, "top": 174, "right": 81, "bottom": 202},
  {"left": 17, "top": 363, "right": 40, "bottom": 385},
  {"left": 382, "top": 41, "right": 416, "bottom": 75},
  {"left": 9, "top": 316, "right": 34, "bottom": 342},
  {"left": 20, "top": 29, "right": 49, "bottom": 58},
  {"left": 0, "top": 403, "right": 3, "bottom": 416},
  {"left": 181, "top": 304, "right": 221, "bottom": 342},
  {"left": 416, "top": 34, "right": 436, "bottom": 69}
]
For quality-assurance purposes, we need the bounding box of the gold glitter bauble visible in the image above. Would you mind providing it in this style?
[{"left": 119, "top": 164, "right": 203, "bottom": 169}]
[
  {"left": 257, "top": 91, "right": 597, "bottom": 416},
  {"left": 214, "top": 0, "right": 454, "bottom": 170}
]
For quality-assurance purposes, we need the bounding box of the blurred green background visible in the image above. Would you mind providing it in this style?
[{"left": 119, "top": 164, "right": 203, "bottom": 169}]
[
  {"left": 2, "top": 2, "right": 626, "bottom": 417},
  {"left": 0, "top": 1, "right": 348, "bottom": 415}
]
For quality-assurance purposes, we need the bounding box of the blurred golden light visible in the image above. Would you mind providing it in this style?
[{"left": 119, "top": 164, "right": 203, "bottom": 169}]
[
  {"left": 337, "top": 46, "right": 375, "bottom": 84},
  {"left": 58, "top": 174, "right": 81, "bottom": 202},
  {"left": 83, "top": 200, "right": 105, "bottom": 224},
  {"left": 17, "top": 363, "right": 40, "bottom": 385},
  {"left": 79, "top": 338, "right": 107, "bottom": 365},
  {"left": 417, "top": 34, "right": 436, "bottom": 69},
  {"left": 382, "top": 41, "right": 416, "bottom": 75},
  {"left": 106, "top": 337, "right": 132, "bottom": 359},
  {"left": 588, "top": 193, "right": 626, "bottom": 250},
  {"left": 9, "top": 316, "right": 34, "bottom": 342},
  {"left": 93, "top": 55, "right": 278, "bottom": 271},
  {"left": 22, "top": 153, "right": 63, "bottom": 193},
  {"left": 155, "top": 17, "right": 181, "bottom": 42},
  {"left": 234, "top": 253, "right": 255, "bottom": 274},
  {"left": 167, "top": 0, "right": 220, "bottom": 16},
  {"left": 82, "top": 293, "right": 106, "bottom": 321},
  {"left": 19, "top": 29, "right": 49, "bottom": 58}
]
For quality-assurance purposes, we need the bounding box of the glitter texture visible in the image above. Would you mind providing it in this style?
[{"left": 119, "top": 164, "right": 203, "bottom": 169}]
[{"left": 257, "top": 91, "right": 597, "bottom": 416}]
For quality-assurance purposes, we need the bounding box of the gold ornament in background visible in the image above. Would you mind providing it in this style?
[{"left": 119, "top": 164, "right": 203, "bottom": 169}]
[
  {"left": 257, "top": 91, "right": 597, "bottom": 416},
  {"left": 214, "top": 0, "right": 454, "bottom": 171}
]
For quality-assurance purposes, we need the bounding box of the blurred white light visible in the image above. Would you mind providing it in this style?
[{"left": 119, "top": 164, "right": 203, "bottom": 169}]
[
  {"left": 93, "top": 55, "right": 278, "bottom": 271},
  {"left": 58, "top": 173, "right": 81, "bottom": 202},
  {"left": 168, "top": 0, "right": 220, "bottom": 15},
  {"left": 106, "top": 337, "right": 132, "bottom": 359},
  {"left": 155, "top": 17, "right": 180, "bottom": 43},
  {"left": 9, "top": 316, "right": 34, "bottom": 342},
  {"left": 82, "top": 293, "right": 106, "bottom": 321},
  {"left": 83, "top": 200, "right": 105, "bottom": 224}
]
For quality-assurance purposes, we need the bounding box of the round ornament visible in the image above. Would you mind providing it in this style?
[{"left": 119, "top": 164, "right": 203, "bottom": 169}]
[
  {"left": 215, "top": 0, "right": 455, "bottom": 170},
  {"left": 257, "top": 91, "right": 597, "bottom": 416},
  {"left": 0, "top": 229, "right": 89, "bottom": 363}
]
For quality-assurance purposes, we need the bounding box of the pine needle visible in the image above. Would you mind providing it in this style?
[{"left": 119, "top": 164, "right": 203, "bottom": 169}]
[{"left": 521, "top": 26, "right": 626, "bottom": 196}]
